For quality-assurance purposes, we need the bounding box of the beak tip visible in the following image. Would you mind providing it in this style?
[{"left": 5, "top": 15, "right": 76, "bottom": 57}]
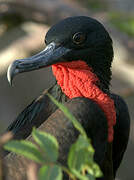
[
  {"left": 7, "top": 63, "right": 17, "bottom": 86},
  {"left": 7, "top": 66, "right": 12, "bottom": 86}
]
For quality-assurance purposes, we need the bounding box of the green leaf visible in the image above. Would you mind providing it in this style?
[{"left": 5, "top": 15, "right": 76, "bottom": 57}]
[
  {"left": 70, "top": 169, "right": 89, "bottom": 180},
  {"left": 68, "top": 135, "right": 94, "bottom": 172},
  {"left": 92, "top": 163, "right": 103, "bottom": 178},
  {"left": 4, "top": 140, "right": 45, "bottom": 164},
  {"left": 32, "top": 128, "right": 59, "bottom": 162},
  {"left": 38, "top": 165, "right": 62, "bottom": 180},
  {"left": 68, "top": 135, "right": 102, "bottom": 178},
  {"left": 47, "top": 93, "right": 87, "bottom": 137},
  {"left": 86, "top": 173, "right": 96, "bottom": 180}
]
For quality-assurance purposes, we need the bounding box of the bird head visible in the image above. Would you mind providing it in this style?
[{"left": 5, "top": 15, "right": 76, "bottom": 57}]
[{"left": 7, "top": 16, "right": 113, "bottom": 90}]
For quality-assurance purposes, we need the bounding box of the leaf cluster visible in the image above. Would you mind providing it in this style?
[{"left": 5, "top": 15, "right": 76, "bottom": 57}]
[
  {"left": 4, "top": 93, "right": 102, "bottom": 180},
  {"left": 109, "top": 12, "right": 134, "bottom": 37}
]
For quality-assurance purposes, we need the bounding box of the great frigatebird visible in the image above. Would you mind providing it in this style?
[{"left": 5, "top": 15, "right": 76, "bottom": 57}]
[{"left": 7, "top": 16, "right": 130, "bottom": 179}]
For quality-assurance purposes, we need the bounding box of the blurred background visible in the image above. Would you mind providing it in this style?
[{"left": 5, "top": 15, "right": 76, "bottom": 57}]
[{"left": 0, "top": 0, "right": 134, "bottom": 179}]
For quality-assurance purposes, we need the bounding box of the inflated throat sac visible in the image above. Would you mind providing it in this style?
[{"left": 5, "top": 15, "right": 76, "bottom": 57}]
[{"left": 52, "top": 60, "right": 116, "bottom": 142}]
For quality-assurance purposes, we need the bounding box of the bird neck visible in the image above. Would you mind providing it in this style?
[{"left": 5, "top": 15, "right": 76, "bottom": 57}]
[
  {"left": 90, "top": 62, "right": 112, "bottom": 92},
  {"left": 88, "top": 43, "right": 113, "bottom": 91},
  {"left": 52, "top": 60, "right": 116, "bottom": 142}
]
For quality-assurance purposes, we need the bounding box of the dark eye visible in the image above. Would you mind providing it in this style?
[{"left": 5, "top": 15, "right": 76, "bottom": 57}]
[{"left": 72, "top": 32, "right": 86, "bottom": 45}]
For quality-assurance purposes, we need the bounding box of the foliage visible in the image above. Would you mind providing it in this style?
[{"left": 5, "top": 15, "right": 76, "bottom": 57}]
[
  {"left": 4, "top": 93, "right": 102, "bottom": 180},
  {"left": 77, "top": 0, "right": 108, "bottom": 11},
  {"left": 109, "top": 12, "right": 134, "bottom": 37}
]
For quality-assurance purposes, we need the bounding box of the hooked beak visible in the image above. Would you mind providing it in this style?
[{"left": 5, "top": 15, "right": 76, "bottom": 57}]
[{"left": 7, "top": 42, "right": 71, "bottom": 85}]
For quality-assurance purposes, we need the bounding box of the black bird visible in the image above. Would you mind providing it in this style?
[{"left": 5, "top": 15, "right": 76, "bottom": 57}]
[{"left": 7, "top": 16, "right": 130, "bottom": 179}]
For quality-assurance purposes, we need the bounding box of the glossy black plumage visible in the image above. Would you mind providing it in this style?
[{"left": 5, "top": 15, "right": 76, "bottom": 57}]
[{"left": 6, "top": 16, "right": 130, "bottom": 179}]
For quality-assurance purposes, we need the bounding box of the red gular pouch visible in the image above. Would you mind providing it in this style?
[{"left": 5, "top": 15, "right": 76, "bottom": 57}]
[{"left": 52, "top": 60, "right": 116, "bottom": 142}]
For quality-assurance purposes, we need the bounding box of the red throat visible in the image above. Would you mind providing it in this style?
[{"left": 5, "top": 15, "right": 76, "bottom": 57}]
[{"left": 52, "top": 60, "right": 116, "bottom": 142}]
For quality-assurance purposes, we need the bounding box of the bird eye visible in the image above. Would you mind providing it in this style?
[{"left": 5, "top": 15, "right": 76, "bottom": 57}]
[{"left": 72, "top": 32, "right": 86, "bottom": 45}]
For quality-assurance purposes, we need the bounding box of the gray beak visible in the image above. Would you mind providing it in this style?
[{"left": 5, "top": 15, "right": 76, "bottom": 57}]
[{"left": 7, "top": 42, "right": 71, "bottom": 85}]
